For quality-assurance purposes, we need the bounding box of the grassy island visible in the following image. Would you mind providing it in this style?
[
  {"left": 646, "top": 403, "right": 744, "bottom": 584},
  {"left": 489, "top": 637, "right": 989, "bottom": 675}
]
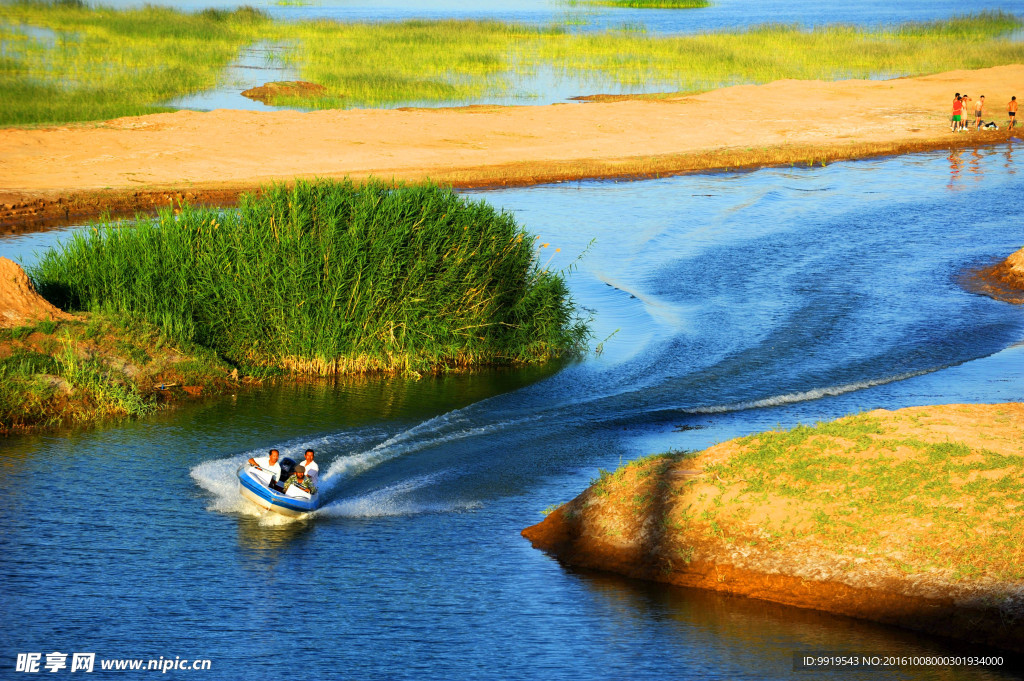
[
  {"left": 524, "top": 405, "right": 1024, "bottom": 652},
  {"left": 30, "top": 179, "right": 589, "bottom": 377}
]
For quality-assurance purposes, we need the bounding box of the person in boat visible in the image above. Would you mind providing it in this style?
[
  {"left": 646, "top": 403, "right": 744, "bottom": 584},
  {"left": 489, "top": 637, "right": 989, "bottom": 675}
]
[
  {"left": 301, "top": 449, "right": 319, "bottom": 485},
  {"left": 247, "top": 449, "right": 282, "bottom": 485},
  {"left": 282, "top": 464, "right": 317, "bottom": 496}
]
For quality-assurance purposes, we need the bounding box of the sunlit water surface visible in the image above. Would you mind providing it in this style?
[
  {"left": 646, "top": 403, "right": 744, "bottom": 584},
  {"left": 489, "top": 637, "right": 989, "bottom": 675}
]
[{"left": 2, "top": 145, "right": 1024, "bottom": 679}]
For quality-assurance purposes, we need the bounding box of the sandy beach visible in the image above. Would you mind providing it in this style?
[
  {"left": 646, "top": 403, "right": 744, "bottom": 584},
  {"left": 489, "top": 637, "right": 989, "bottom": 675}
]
[{"left": 1, "top": 64, "right": 1022, "bottom": 226}]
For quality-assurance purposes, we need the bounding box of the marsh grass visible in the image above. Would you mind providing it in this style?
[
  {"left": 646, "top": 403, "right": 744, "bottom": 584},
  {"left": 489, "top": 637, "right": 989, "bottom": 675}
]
[
  {"left": 0, "top": 0, "right": 266, "bottom": 125},
  {"left": 269, "top": 11, "right": 1024, "bottom": 108},
  {"left": 2, "top": 5, "right": 1022, "bottom": 123},
  {"left": 587, "top": 0, "right": 710, "bottom": 8},
  {"left": 270, "top": 19, "right": 557, "bottom": 109},
  {"left": 0, "top": 313, "right": 247, "bottom": 432},
  {"left": 0, "top": 320, "right": 153, "bottom": 429},
  {"left": 30, "top": 179, "right": 589, "bottom": 376},
  {"left": 534, "top": 11, "right": 1024, "bottom": 92}
]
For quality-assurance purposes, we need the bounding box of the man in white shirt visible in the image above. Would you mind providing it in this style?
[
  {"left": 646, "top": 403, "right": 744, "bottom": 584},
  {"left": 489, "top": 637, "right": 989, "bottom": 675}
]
[
  {"left": 301, "top": 449, "right": 319, "bottom": 485},
  {"left": 247, "top": 449, "right": 282, "bottom": 485}
]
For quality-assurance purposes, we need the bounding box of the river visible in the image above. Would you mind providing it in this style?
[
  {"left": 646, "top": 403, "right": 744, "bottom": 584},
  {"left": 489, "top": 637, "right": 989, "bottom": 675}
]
[{"left": 2, "top": 145, "right": 1023, "bottom": 679}]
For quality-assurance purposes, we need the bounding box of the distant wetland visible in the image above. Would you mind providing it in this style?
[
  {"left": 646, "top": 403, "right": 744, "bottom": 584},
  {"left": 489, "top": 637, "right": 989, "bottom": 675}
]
[{"left": 1, "top": 2, "right": 1023, "bottom": 123}]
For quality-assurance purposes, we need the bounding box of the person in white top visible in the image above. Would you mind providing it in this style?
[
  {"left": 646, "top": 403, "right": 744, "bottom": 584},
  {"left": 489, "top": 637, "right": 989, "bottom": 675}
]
[
  {"left": 247, "top": 449, "right": 282, "bottom": 485},
  {"left": 301, "top": 449, "right": 319, "bottom": 485}
]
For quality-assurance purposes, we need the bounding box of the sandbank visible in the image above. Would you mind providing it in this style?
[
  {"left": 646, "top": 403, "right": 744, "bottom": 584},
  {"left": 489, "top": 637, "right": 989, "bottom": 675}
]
[{"left": 1, "top": 64, "right": 1022, "bottom": 226}]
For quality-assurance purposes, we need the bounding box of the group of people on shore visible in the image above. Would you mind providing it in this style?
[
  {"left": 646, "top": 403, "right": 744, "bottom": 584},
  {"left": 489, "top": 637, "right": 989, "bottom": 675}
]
[
  {"left": 951, "top": 93, "right": 1017, "bottom": 132},
  {"left": 247, "top": 448, "right": 319, "bottom": 495}
]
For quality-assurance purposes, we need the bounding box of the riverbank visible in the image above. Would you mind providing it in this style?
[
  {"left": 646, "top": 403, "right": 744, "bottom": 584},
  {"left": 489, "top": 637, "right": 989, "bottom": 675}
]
[
  {"left": 0, "top": 255, "right": 251, "bottom": 434},
  {"left": 523, "top": 404, "right": 1024, "bottom": 652},
  {"left": 0, "top": 314, "right": 246, "bottom": 435},
  {"left": 2, "top": 64, "right": 1022, "bottom": 227}
]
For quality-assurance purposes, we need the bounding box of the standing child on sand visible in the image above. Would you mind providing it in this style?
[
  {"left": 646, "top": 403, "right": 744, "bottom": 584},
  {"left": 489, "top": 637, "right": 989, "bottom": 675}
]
[
  {"left": 1010, "top": 97, "right": 1018, "bottom": 129},
  {"left": 952, "top": 93, "right": 963, "bottom": 132},
  {"left": 974, "top": 96, "right": 985, "bottom": 130},
  {"left": 960, "top": 94, "right": 971, "bottom": 131}
]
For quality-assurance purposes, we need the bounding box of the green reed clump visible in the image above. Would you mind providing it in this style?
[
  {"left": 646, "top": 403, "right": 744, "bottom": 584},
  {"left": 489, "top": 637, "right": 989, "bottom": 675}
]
[
  {"left": 31, "top": 180, "right": 589, "bottom": 375},
  {"left": 0, "top": 0, "right": 267, "bottom": 126}
]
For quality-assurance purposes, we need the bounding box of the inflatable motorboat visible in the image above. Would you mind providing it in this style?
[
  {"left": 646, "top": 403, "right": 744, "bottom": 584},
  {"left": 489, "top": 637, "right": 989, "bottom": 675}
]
[{"left": 237, "top": 457, "right": 320, "bottom": 517}]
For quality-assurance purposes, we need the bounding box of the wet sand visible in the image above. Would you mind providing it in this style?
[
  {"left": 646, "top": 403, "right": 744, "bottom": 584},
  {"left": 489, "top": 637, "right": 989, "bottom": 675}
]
[{"left": 1, "top": 64, "right": 1022, "bottom": 225}]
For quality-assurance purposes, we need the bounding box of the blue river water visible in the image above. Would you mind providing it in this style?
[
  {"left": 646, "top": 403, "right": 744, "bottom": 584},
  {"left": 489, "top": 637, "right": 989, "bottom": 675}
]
[{"left": 2, "top": 145, "right": 1024, "bottom": 679}]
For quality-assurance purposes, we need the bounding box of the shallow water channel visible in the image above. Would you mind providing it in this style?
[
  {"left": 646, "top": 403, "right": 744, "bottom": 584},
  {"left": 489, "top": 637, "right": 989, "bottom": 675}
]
[{"left": 3, "top": 145, "right": 1024, "bottom": 679}]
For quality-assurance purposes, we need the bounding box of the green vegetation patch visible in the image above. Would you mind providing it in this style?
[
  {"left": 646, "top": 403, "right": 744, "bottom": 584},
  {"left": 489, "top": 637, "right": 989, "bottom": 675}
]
[
  {"left": 0, "top": 0, "right": 267, "bottom": 126},
  {"left": 30, "top": 179, "right": 589, "bottom": 376},
  {"left": 697, "top": 415, "right": 1024, "bottom": 580},
  {"left": 580, "top": 412, "right": 1024, "bottom": 582},
  {"left": 0, "top": 313, "right": 244, "bottom": 432}
]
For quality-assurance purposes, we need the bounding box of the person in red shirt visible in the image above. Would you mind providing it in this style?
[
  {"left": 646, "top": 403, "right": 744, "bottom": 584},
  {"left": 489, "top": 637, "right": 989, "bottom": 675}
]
[{"left": 951, "top": 93, "right": 963, "bottom": 132}]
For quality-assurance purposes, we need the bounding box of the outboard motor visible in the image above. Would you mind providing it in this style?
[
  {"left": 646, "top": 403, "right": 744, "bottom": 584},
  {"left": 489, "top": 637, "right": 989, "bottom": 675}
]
[{"left": 276, "top": 457, "right": 297, "bottom": 489}]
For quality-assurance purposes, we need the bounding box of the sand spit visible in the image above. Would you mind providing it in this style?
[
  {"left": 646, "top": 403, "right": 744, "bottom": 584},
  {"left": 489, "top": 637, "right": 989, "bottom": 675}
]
[
  {"left": 1, "top": 64, "right": 1022, "bottom": 227},
  {"left": 523, "top": 404, "right": 1024, "bottom": 652}
]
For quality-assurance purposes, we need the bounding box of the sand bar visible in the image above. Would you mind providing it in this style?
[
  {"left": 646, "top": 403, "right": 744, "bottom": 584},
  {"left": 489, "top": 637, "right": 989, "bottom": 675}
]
[{"left": 1, "top": 64, "right": 1022, "bottom": 225}]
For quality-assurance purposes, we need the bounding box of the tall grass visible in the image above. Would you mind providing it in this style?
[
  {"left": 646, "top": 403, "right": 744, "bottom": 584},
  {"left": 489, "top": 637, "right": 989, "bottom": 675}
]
[
  {"left": 30, "top": 179, "right": 589, "bottom": 375},
  {"left": 0, "top": 0, "right": 266, "bottom": 125}
]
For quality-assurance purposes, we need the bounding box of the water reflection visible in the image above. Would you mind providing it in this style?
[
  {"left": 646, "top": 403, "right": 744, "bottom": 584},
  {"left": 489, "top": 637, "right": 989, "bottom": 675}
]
[
  {"left": 948, "top": 148, "right": 964, "bottom": 190},
  {"left": 235, "top": 515, "right": 312, "bottom": 555},
  {"left": 968, "top": 148, "right": 984, "bottom": 181},
  {"left": 572, "top": 569, "right": 1023, "bottom": 680}
]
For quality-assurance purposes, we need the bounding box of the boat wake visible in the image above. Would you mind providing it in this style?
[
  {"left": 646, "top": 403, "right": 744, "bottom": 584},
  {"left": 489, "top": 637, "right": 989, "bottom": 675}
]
[
  {"left": 686, "top": 369, "right": 935, "bottom": 414},
  {"left": 191, "top": 407, "right": 508, "bottom": 520},
  {"left": 315, "top": 471, "right": 481, "bottom": 518}
]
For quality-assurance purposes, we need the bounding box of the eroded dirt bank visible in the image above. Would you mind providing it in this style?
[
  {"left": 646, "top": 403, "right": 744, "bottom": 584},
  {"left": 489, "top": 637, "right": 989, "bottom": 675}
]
[
  {"left": 2, "top": 65, "right": 1022, "bottom": 227},
  {"left": 523, "top": 404, "right": 1024, "bottom": 653},
  {"left": 969, "top": 246, "right": 1024, "bottom": 304}
]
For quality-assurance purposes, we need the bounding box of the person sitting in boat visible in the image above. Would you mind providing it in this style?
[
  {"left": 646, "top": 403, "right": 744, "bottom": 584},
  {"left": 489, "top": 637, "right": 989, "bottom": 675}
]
[
  {"left": 282, "top": 464, "right": 317, "bottom": 496},
  {"left": 247, "top": 449, "right": 282, "bottom": 485},
  {"left": 301, "top": 449, "right": 319, "bottom": 485}
]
